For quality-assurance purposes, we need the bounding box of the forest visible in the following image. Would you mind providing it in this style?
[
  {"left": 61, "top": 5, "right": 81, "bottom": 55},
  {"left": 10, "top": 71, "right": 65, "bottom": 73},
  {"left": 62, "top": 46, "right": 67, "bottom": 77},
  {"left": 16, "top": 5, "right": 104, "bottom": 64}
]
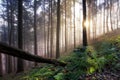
[{"left": 0, "top": 0, "right": 120, "bottom": 80}]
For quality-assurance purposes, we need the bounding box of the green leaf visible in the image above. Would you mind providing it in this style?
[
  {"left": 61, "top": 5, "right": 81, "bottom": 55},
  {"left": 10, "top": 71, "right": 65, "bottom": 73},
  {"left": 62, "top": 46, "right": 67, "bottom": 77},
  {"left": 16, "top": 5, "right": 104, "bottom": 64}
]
[{"left": 54, "top": 73, "right": 64, "bottom": 80}]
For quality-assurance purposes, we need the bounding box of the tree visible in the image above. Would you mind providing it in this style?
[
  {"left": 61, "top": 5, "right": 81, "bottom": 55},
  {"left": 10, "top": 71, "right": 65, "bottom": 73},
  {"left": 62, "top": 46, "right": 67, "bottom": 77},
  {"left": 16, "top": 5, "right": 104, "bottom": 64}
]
[
  {"left": 43, "top": 0, "right": 47, "bottom": 57},
  {"left": 47, "top": 0, "right": 51, "bottom": 58},
  {"left": 82, "top": 0, "right": 88, "bottom": 46},
  {"left": 106, "top": 0, "right": 109, "bottom": 32},
  {"left": 73, "top": 0, "right": 76, "bottom": 48},
  {"left": 50, "top": 0, "right": 53, "bottom": 58},
  {"left": 117, "top": 0, "right": 119, "bottom": 29},
  {"left": 0, "top": 54, "right": 2, "bottom": 76},
  {"left": 86, "top": 0, "right": 92, "bottom": 41},
  {"left": 0, "top": 42, "right": 66, "bottom": 66},
  {"left": 69, "top": 0, "right": 72, "bottom": 49},
  {"left": 7, "top": 0, "right": 12, "bottom": 73},
  {"left": 64, "top": 0, "right": 67, "bottom": 52},
  {"left": 103, "top": 0, "right": 106, "bottom": 33},
  {"left": 33, "top": 0, "right": 38, "bottom": 66},
  {"left": 56, "top": 0, "right": 61, "bottom": 58},
  {"left": 109, "top": 0, "right": 113, "bottom": 31},
  {"left": 17, "top": 0, "right": 24, "bottom": 72}
]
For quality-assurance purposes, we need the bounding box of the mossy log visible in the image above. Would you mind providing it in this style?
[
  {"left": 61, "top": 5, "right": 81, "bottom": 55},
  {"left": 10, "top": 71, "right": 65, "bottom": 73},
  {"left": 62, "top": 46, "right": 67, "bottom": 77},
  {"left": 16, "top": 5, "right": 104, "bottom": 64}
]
[{"left": 0, "top": 42, "right": 66, "bottom": 67}]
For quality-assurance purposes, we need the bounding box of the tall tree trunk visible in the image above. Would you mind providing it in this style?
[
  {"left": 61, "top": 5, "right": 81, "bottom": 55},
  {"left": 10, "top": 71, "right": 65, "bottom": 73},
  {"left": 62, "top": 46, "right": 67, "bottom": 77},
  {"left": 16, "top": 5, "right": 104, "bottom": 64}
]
[
  {"left": 94, "top": 0, "right": 97, "bottom": 38},
  {"left": 64, "top": 0, "right": 67, "bottom": 52},
  {"left": 110, "top": 0, "right": 113, "bottom": 31},
  {"left": 82, "top": 0, "right": 88, "bottom": 46},
  {"left": 47, "top": 1, "right": 51, "bottom": 58},
  {"left": 6, "top": 0, "right": 10, "bottom": 74},
  {"left": 118, "top": 0, "right": 120, "bottom": 29},
  {"left": 117, "top": 0, "right": 119, "bottom": 29},
  {"left": 43, "top": 0, "right": 46, "bottom": 57},
  {"left": 7, "top": 0, "right": 13, "bottom": 73},
  {"left": 103, "top": 0, "right": 106, "bottom": 34},
  {"left": 17, "top": 0, "right": 24, "bottom": 72},
  {"left": 73, "top": 0, "right": 76, "bottom": 48},
  {"left": 7, "top": 0, "right": 10, "bottom": 44},
  {"left": 56, "top": 0, "right": 61, "bottom": 58},
  {"left": 0, "top": 54, "right": 2, "bottom": 76},
  {"left": 79, "top": 3, "right": 81, "bottom": 44},
  {"left": 99, "top": 1, "right": 102, "bottom": 34},
  {"left": 91, "top": 2, "right": 94, "bottom": 39},
  {"left": 50, "top": 0, "right": 53, "bottom": 58},
  {"left": 9, "top": 0, "right": 13, "bottom": 45},
  {"left": 106, "top": 0, "right": 109, "bottom": 32},
  {"left": 69, "top": 0, "right": 72, "bottom": 49},
  {"left": 34, "top": 0, "right": 38, "bottom": 66},
  {"left": 61, "top": 4, "right": 64, "bottom": 53},
  {"left": 87, "top": 0, "right": 91, "bottom": 41}
]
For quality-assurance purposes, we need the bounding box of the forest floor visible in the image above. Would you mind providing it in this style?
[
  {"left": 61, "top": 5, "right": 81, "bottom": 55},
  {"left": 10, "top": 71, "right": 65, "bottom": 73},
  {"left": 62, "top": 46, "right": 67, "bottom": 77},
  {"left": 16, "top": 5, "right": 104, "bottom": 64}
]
[{"left": 1, "top": 28, "right": 120, "bottom": 80}]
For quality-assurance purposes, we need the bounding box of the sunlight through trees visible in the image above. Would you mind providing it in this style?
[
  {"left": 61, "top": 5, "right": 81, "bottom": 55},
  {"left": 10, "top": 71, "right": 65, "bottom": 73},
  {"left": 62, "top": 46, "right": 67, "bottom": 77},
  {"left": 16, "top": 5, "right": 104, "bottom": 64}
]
[{"left": 0, "top": 0, "right": 120, "bottom": 76}]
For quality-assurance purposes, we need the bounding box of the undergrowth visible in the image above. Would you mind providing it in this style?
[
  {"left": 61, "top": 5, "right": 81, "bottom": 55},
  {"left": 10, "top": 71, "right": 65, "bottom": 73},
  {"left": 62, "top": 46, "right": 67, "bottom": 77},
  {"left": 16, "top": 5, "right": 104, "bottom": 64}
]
[{"left": 9, "top": 36, "right": 120, "bottom": 80}]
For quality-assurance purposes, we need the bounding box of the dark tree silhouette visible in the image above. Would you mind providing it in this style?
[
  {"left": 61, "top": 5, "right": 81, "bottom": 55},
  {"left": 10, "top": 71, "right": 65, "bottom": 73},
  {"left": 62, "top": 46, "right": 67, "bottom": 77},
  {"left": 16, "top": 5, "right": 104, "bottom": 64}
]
[
  {"left": 82, "top": 0, "right": 88, "bottom": 46},
  {"left": 64, "top": 0, "right": 67, "bottom": 52},
  {"left": 56, "top": 0, "right": 61, "bottom": 58},
  {"left": 17, "top": 0, "right": 24, "bottom": 72},
  {"left": 33, "top": 0, "right": 38, "bottom": 66},
  {"left": 0, "top": 54, "right": 2, "bottom": 76},
  {"left": 50, "top": 0, "right": 53, "bottom": 57},
  {"left": 0, "top": 42, "right": 66, "bottom": 67}
]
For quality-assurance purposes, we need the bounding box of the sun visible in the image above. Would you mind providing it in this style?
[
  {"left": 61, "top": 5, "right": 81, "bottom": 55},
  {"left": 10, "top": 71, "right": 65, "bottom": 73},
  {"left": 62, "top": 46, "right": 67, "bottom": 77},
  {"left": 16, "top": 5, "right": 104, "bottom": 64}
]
[{"left": 84, "top": 20, "right": 89, "bottom": 28}]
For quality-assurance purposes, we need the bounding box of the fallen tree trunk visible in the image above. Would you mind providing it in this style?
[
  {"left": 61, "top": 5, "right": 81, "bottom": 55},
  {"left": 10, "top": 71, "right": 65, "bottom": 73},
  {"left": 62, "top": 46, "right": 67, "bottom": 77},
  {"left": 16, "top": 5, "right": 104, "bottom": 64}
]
[{"left": 0, "top": 42, "right": 66, "bottom": 67}]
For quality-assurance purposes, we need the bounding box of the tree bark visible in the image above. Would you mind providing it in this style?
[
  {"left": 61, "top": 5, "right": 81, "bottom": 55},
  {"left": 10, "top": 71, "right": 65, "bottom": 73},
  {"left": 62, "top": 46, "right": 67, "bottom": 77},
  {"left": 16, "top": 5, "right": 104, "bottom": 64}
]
[
  {"left": 106, "top": 0, "right": 109, "bottom": 32},
  {"left": 87, "top": 0, "right": 91, "bottom": 41},
  {"left": 56, "top": 0, "right": 61, "bottom": 58},
  {"left": 117, "top": 0, "right": 119, "bottom": 29},
  {"left": 73, "top": 0, "right": 76, "bottom": 48},
  {"left": 82, "top": 0, "right": 88, "bottom": 46},
  {"left": 34, "top": 0, "right": 38, "bottom": 66},
  {"left": 43, "top": 0, "right": 46, "bottom": 57},
  {"left": 0, "top": 42, "right": 66, "bottom": 67},
  {"left": 103, "top": 0, "right": 106, "bottom": 33},
  {"left": 6, "top": 0, "right": 12, "bottom": 74},
  {"left": 0, "top": 54, "right": 2, "bottom": 76},
  {"left": 64, "top": 0, "right": 67, "bottom": 52},
  {"left": 50, "top": 0, "right": 53, "bottom": 58},
  {"left": 110, "top": 0, "right": 113, "bottom": 31},
  {"left": 17, "top": 0, "right": 24, "bottom": 72},
  {"left": 47, "top": 0, "right": 51, "bottom": 58}
]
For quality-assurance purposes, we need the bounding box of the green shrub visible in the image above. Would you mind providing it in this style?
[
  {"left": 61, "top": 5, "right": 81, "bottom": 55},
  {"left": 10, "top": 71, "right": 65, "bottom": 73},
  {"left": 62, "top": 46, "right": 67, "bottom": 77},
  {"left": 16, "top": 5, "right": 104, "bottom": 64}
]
[{"left": 20, "top": 36, "right": 120, "bottom": 80}]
